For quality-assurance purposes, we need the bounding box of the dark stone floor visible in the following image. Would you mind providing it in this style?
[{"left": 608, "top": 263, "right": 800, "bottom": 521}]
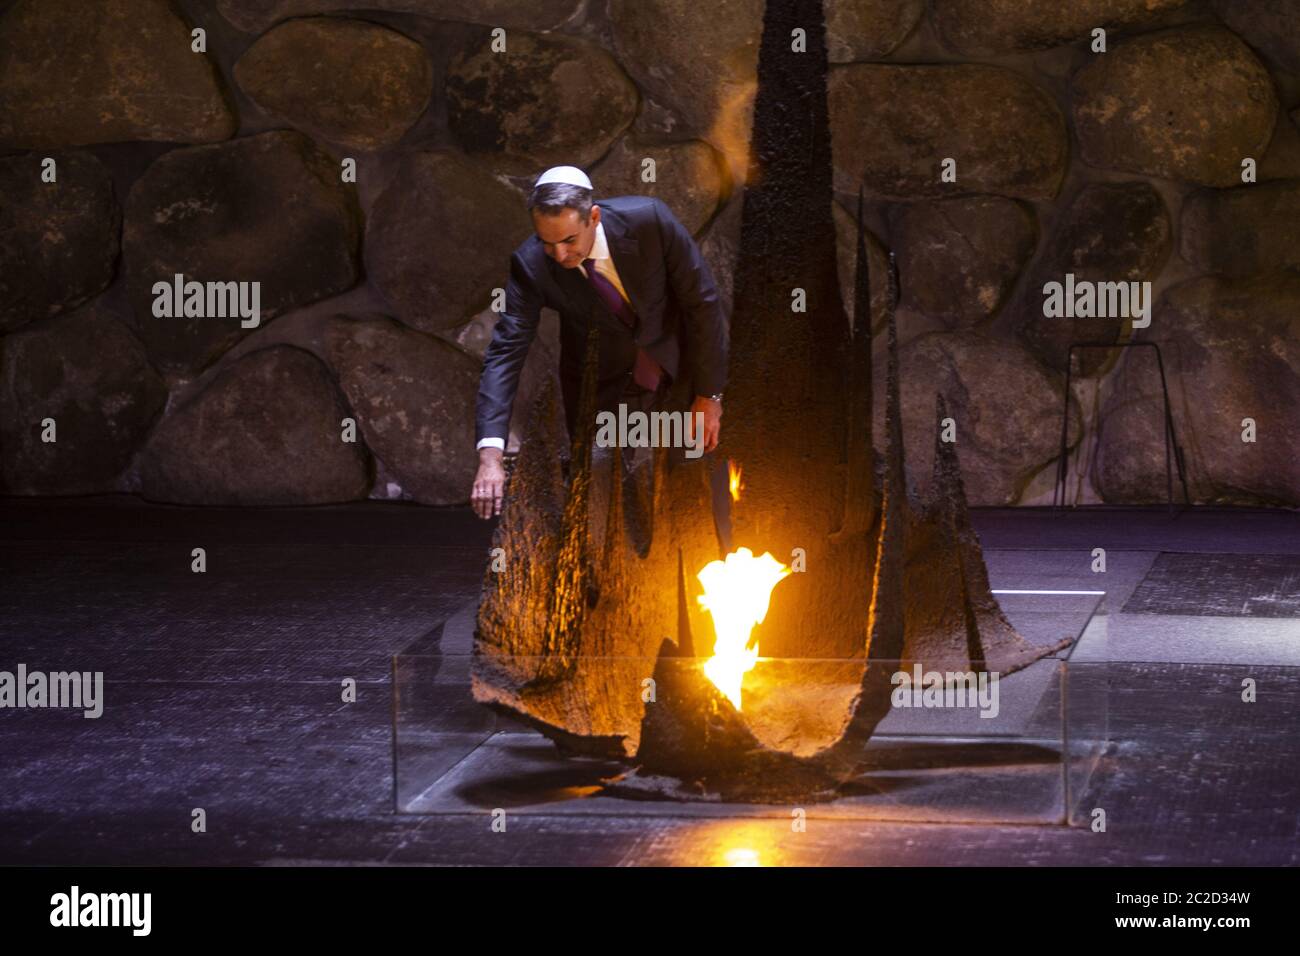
[{"left": 1, "top": 497, "right": 1296, "bottom": 865}]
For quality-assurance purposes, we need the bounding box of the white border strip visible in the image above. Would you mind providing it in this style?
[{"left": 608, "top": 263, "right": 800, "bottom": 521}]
[{"left": 991, "top": 589, "right": 1106, "bottom": 595}]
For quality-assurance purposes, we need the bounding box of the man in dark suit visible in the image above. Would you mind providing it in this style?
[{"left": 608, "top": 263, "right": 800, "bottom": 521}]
[{"left": 470, "top": 166, "right": 729, "bottom": 519}]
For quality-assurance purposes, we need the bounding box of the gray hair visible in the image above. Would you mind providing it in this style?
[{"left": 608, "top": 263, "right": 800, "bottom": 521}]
[{"left": 527, "top": 182, "right": 594, "bottom": 223}]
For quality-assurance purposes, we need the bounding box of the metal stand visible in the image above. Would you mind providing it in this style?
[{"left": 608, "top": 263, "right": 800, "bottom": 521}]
[{"left": 1053, "top": 341, "right": 1191, "bottom": 513}]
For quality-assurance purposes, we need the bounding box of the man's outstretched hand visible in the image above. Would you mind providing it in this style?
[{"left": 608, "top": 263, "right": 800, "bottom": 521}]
[
  {"left": 689, "top": 395, "right": 722, "bottom": 455},
  {"left": 471, "top": 447, "right": 506, "bottom": 519}
]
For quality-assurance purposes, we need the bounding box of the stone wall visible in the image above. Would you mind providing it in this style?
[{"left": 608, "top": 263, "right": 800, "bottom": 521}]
[{"left": 1, "top": 0, "right": 1296, "bottom": 508}]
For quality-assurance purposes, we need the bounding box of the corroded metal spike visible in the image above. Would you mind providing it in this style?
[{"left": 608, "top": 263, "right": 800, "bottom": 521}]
[
  {"left": 933, "top": 393, "right": 988, "bottom": 669},
  {"left": 854, "top": 185, "right": 872, "bottom": 346},
  {"left": 883, "top": 250, "right": 905, "bottom": 492},
  {"left": 568, "top": 324, "right": 601, "bottom": 464},
  {"left": 474, "top": 375, "right": 566, "bottom": 657},
  {"left": 674, "top": 548, "right": 696, "bottom": 658},
  {"left": 864, "top": 277, "right": 908, "bottom": 666},
  {"left": 603, "top": 440, "right": 628, "bottom": 564},
  {"left": 477, "top": 0, "right": 1078, "bottom": 801},
  {"left": 930, "top": 391, "right": 1074, "bottom": 676},
  {"left": 537, "top": 326, "right": 602, "bottom": 676},
  {"left": 837, "top": 186, "right": 876, "bottom": 536}
]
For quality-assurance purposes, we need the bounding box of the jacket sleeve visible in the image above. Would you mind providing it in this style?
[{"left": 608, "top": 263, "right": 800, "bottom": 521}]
[
  {"left": 475, "top": 250, "right": 543, "bottom": 445},
  {"left": 652, "top": 198, "right": 729, "bottom": 397}
]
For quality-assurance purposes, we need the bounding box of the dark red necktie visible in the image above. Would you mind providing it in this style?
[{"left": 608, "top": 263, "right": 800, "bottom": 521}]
[{"left": 583, "top": 257, "right": 664, "bottom": 392}]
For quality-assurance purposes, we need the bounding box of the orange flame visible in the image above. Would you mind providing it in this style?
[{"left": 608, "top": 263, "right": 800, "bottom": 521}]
[
  {"left": 697, "top": 547, "right": 791, "bottom": 710},
  {"left": 728, "top": 459, "right": 744, "bottom": 502}
]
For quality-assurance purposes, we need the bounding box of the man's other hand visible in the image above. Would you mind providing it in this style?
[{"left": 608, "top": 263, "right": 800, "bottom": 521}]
[
  {"left": 688, "top": 396, "right": 722, "bottom": 454},
  {"left": 471, "top": 447, "right": 507, "bottom": 519}
]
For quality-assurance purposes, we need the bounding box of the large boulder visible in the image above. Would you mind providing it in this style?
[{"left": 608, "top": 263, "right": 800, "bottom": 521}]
[
  {"left": 930, "top": 0, "right": 1189, "bottom": 55},
  {"left": 137, "top": 345, "right": 371, "bottom": 506},
  {"left": 1180, "top": 179, "right": 1300, "bottom": 277},
  {"left": 872, "top": 332, "right": 1081, "bottom": 506},
  {"left": 365, "top": 150, "right": 531, "bottom": 334},
  {"left": 233, "top": 18, "right": 432, "bottom": 152},
  {"left": 826, "top": 0, "right": 924, "bottom": 61},
  {"left": 446, "top": 31, "right": 637, "bottom": 177},
  {"left": 0, "top": 151, "right": 120, "bottom": 335},
  {"left": 122, "top": 131, "right": 363, "bottom": 377},
  {"left": 322, "top": 314, "right": 480, "bottom": 505},
  {"left": 1211, "top": 0, "right": 1300, "bottom": 75},
  {"left": 1095, "top": 273, "right": 1300, "bottom": 507},
  {"left": 887, "top": 196, "right": 1037, "bottom": 327},
  {"left": 217, "top": 0, "right": 581, "bottom": 33},
  {"left": 0, "top": 0, "right": 235, "bottom": 149},
  {"left": 588, "top": 137, "right": 727, "bottom": 237},
  {"left": 609, "top": 0, "right": 764, "bottom": 185},
  {"left": 0, "top": 304, "right": 166, "bottom": 495},
  {"left": 1013, "top": 182, "right": 1172, "bottom": 376},
  {"left": 1070, "top": 25, "right": 1278, "bottom": 187},
  {"left": 829, "top": 65, "right": 1068, "bottom": 201}
]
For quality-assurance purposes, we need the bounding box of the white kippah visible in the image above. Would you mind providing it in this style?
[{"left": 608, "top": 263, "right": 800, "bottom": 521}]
[{"left": 534, "top": 165, "right": 593, "bottom": 190}]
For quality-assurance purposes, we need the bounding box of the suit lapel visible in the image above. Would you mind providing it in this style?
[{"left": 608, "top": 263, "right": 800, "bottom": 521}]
[
  {"left": 603, "top": 205, "right": 647, "bottom": 323},
  {"left": 548, "top": 254, "right": 595, "bottom": 312}
]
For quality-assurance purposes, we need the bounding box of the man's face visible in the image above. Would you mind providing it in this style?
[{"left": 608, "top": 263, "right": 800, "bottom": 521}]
[{"left": 533, "top": 204, "right": 601, "bottom": 268}]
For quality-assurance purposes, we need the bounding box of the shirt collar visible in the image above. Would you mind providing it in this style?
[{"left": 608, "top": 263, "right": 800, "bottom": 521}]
[
  {"left": 589, "top": 219, "right": 611, "bottom": 262},
  {"left": 576, "top": 220, "right": 611, "bottom": 279}
]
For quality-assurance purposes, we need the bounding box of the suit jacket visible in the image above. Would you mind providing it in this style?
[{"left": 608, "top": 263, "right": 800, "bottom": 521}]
[{"left": 474, "top": 195, "right": 729, "bottom": 445}]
